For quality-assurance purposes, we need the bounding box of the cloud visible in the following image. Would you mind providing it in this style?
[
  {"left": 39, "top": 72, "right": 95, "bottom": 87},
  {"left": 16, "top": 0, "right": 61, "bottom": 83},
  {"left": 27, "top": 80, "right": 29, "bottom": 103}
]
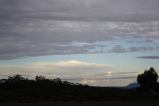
[
  {"left": 0, "top": 0, "right": 159, "bottom": 60},
  {"left": 108, "top": 45, "right": 126, "bottom": 53},
  {"left": 108, "top": 45, "right": 155, "bottom": 53},
  {"left": 77, "top": 77, "right": 136, "bottom": 86},
  {"left": 0, "top": 60, "right": 113, "bottom": 78},
  {"left": 1, "top": 0, "right": 158, "bottom": 22},
  {"left": 137, "top": 56, "right": 159, "bottom": 59},
  {"left": 128, "top": 46, "right": 154, "bottom": 52},
  {"left": 0, "top": 60, "right": 139, "bottom": 86}
]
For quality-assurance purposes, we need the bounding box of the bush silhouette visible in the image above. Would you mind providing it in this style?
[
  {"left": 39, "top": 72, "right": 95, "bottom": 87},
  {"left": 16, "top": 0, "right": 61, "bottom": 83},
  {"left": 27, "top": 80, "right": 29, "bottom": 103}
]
[
  {"left": 137, "top": 67, "right": 158, "bottom": 91},
  {"left": 1, "top": 73, "right": 159, "bottom": 102}
]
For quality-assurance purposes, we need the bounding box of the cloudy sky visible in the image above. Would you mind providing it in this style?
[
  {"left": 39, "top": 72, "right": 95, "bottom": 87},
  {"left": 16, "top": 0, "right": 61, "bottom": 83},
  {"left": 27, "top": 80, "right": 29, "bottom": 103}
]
[{"left": 0, "top": 0, "right": 159, "bottom": 86}]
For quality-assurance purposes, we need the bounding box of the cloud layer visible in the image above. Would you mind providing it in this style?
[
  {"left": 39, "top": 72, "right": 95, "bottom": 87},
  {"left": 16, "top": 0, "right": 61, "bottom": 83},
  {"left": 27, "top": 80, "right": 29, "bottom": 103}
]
[
  {"left": 0, "top": 60, "right": 138, "bottom": 86},
  {"left": 0, "top": 60, "right": 113, "bottom": 78},
  {"left": 0, "top": 0, "right": 159, "bottom": 60},
  {"left": 137, "top": 56, "right": 159, "bottom": 59}
]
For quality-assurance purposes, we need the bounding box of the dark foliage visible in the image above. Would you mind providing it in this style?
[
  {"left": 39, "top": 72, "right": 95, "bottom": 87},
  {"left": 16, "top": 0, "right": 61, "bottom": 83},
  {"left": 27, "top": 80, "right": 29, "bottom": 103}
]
[
  {"left": 137, "top": 67, "right": 159, "bottom": 92},
  {"left": 0, "top": 73, "right": 159, "bottom": 102}
]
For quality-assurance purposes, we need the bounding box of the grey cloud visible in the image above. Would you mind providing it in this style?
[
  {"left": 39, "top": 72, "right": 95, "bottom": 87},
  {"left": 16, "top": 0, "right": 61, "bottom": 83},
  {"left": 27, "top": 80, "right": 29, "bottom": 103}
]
[
  {"left": 137, "top": 56, "right": 159, "bottom": 59},
  {"left": 0, "top": 0, "right": 159, "bottom": 60},
  {"left": 1, "top": 0, "right": 159, "bottom": 22},
  {"left": 111, "top": 71, "right": 138, "bottom": 75},
  {"left": 0, "top": 42, "right": 95, "bottom": 60},
  {"left": 108, "top": 45, "right": 126, "bottom": 53},
  {"left": 64, "top": 77, "right": 136, "bottom": 82},
  {"left": 1, "top": 0, "right": 159, "bottom": 23},
  {"left": 109, "top": 45, "right": 155, "bottom": 53},
  {"left": 128, "top": 47, "right": 154, "bottom": 52}
]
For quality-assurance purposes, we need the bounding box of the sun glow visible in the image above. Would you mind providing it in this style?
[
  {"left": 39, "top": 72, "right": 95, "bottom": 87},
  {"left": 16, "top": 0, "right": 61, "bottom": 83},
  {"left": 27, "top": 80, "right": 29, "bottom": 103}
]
[{"left": 106, "top": 71, "right": 112, "bottom": 77}]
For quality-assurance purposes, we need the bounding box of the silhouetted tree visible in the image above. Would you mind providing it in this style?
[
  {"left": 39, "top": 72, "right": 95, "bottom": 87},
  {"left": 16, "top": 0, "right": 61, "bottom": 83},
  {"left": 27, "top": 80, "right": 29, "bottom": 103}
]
[
  {"left": 8, "top": 75, "right": 25, "bottom": 82},
  {"left": 53, "top": 78, "right": 62, "bottom": 83},
  {"left": 35, "top": 75, "right": 46, "bottom": 81},
  {"left": 137, "top": 67, "right": 158, "bottom": 91}
]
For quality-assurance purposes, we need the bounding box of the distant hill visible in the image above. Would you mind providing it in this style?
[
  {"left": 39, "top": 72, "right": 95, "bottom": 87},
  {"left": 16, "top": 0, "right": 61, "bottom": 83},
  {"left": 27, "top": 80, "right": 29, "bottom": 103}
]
[{"left": 125, "top": 82, "right": 140, "bottom": 89}]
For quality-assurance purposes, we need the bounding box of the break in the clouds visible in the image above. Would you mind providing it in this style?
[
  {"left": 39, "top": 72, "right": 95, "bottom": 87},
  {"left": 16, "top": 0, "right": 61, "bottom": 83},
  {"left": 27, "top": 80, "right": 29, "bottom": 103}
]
[
  {"left": 0, "top": 0, "right": 159, "bottom": 60},
  {"left": 0, "top": 60, "right": 138, "bottom": 86},
  {"left": 0, "top": 60, "right": 113, "bottom": 78}
]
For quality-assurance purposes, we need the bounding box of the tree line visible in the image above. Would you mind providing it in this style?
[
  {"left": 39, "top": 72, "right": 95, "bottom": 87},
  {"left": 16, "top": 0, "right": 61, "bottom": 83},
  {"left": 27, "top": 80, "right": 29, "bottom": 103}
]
[{"left": 0, "top": 67, "right": 159, "bottom": 102}]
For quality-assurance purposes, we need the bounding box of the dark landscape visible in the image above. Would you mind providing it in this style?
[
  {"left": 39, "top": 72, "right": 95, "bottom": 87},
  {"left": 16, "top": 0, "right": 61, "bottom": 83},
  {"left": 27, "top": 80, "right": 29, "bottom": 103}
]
[
  {"left": 0, "top": 67, "right": 159, "bottom": 105},
  {"left": 1, "top": 101, "right": 159, "bottom": 106}
]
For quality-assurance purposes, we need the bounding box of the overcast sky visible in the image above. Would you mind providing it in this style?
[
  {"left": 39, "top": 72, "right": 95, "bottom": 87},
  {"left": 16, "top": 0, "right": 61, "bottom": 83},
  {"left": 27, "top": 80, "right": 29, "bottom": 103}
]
[{"left": 0, "top": 0, "right": 159, "bottom": 86}]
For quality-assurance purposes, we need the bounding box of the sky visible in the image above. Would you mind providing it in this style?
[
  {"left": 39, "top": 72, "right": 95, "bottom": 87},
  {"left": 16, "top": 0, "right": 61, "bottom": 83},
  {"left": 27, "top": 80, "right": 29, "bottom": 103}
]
[{"left": 0, "top": 0, "right": 159, "bottom": 86}]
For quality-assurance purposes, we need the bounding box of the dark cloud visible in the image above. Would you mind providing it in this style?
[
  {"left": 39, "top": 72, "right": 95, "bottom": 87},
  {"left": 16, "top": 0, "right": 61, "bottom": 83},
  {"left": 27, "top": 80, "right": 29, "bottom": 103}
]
[
  {"left": 137, "top": 56, "right": 159, "bottom": 59},
  {"left": 111, "top": 72, "right": 138, "bottom": 75},
  {"left": 0, "top": 0, "right": 159, "bottom": 60},
  {"left": 63, "top": 76, "right": 136, "bottom": 82},
  {"left": 1, "top": 0, "right": 159, "bottom": 22},
  {"left": 0, "top": 42, "right": 95, "bottom": 60},
  {"left": 108, "top": 45, "right": 155, "bottom": 53},
  {"left": 108, "top": 45, "right": 126, "bottom": 53},
  {"left": 128, "top": 47, "right": 154, "bottom": 52}
]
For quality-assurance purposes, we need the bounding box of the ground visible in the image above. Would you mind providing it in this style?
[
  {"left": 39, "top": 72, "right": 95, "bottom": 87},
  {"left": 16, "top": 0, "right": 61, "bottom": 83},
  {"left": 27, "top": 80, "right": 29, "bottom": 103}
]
[{"left": 0, "top": 101, "right": 159, "bottom": 106}]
